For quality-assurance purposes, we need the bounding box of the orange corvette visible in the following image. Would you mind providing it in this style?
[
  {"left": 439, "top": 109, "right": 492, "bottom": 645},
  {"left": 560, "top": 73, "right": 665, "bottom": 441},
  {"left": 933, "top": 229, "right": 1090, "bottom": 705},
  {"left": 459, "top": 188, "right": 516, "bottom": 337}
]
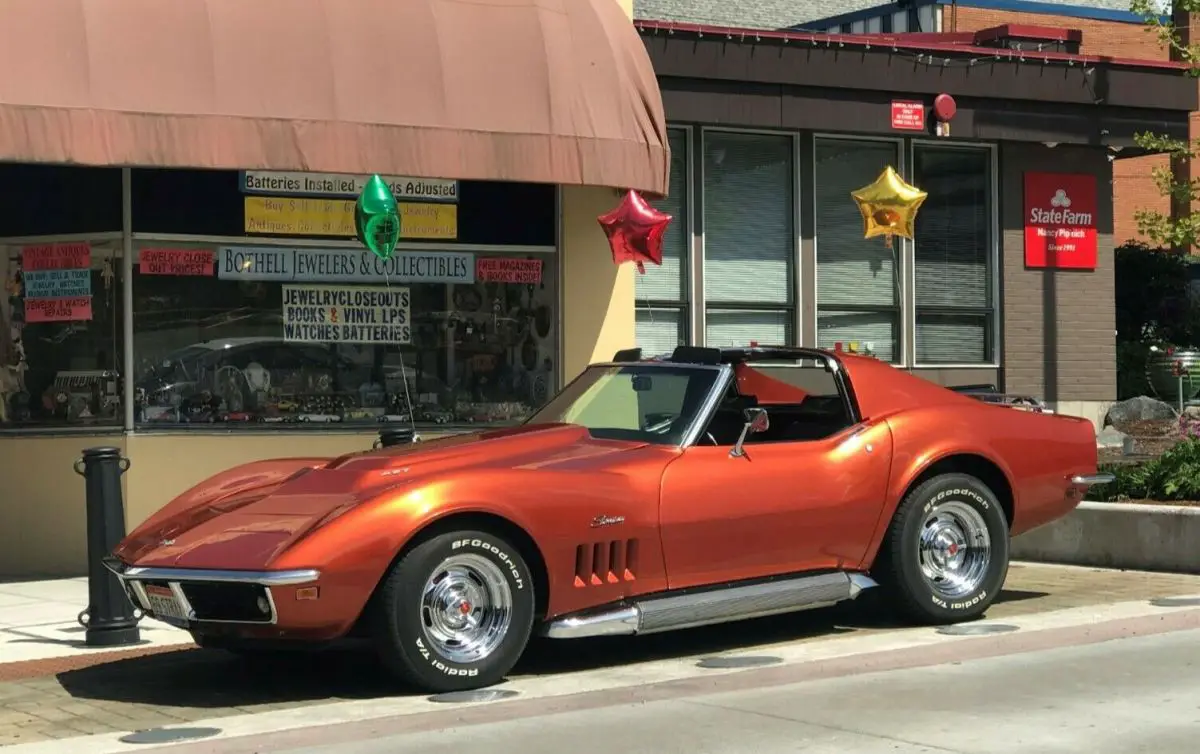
[{"left": 106, "top": 346, "right": 1111, "bottom": 692}]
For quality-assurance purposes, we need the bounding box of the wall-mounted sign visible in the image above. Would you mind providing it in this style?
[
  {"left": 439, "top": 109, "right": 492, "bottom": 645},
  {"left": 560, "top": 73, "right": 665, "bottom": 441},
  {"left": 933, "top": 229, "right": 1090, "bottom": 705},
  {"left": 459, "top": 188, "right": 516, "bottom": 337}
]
[
  {"left": 1023, "top": 172, "right": 1098, "bottom": 270},
  {"left": 241, "top": 171, "right": 458, "bottom": 202},
  {"left": 476, "top": 257, "right": 543, "bottom": 284},
  {"left": 21, "top": 242, "right": 91, "bottom": 271},
  {"left": 282, "top": 285, "right": 411, "bottom": 344},
  {"left": 139, "top": 248, "right": 215, "bottom": 276},
  {"left": 25, "top": 297, "right": 92, "bottom": 323},
  {"left": 22, "top": 269, "right": 91, "bottom": 298},
  {"left": 218, "top": 246, "right": 475, "bottom": 284},
  {"left": 890, "top": 100, "right": 926, "bottom": 131},
  {"left": 19, "top": 242, "right": 93, "bottom": 322},
  {"left": 244, "top": 197, "right": 458, "bottom": 239}
]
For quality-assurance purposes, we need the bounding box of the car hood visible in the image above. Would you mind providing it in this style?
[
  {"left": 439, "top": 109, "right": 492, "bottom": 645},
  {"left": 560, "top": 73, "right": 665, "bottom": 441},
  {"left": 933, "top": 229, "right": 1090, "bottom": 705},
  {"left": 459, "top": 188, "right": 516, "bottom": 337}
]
[{"left": 116, "top": 423, "right": 648, "bottom": 569}]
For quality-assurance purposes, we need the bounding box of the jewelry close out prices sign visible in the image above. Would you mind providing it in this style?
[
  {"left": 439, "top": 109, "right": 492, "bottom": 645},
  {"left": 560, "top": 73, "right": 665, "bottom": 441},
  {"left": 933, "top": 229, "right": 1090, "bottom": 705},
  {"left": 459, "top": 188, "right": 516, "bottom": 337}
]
[{"left": 1023, "top": 172, "right": 1098, "bottom": 270}]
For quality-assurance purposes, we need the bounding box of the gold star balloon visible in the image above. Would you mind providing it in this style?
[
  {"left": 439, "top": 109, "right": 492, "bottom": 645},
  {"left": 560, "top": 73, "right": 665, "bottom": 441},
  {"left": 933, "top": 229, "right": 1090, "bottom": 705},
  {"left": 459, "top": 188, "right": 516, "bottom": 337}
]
[{"left": 850, "top": 166, "right": 928, "bottom": 248}]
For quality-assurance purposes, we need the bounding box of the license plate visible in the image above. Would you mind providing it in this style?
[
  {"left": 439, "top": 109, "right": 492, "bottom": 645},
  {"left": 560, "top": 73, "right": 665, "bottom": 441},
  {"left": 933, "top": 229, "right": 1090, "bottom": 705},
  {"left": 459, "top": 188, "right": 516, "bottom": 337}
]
[{"left": 143, "top": 584, "right": 189, "bottom": 627}]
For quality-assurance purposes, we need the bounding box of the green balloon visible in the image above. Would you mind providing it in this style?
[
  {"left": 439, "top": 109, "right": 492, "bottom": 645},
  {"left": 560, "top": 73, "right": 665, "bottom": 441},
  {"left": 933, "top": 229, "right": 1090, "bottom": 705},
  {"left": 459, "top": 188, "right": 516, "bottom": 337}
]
[{"left": 355, "top": 174, "right": 400, "bottom": 261}]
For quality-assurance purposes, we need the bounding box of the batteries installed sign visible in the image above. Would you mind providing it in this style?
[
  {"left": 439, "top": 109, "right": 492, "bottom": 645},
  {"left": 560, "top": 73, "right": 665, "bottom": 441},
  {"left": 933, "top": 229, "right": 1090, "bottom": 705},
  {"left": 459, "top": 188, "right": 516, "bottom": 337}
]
[{"left": 240, "top": 171, "right": 458, "bottom": 202}]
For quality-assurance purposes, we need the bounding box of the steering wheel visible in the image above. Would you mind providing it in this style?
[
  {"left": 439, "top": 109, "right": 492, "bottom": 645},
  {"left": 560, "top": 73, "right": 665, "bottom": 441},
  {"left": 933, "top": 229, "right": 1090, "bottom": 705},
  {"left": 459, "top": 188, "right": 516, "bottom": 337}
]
[{"left": 704, "top": 431, "right": 718, "bottom": 446}]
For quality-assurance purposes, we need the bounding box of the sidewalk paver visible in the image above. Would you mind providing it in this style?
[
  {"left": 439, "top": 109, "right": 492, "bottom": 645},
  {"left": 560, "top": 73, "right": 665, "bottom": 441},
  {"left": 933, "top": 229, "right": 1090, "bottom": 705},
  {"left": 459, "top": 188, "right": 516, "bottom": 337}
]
[
  {"left": 0, "top": 563, "right": 1195, "bottom": 747},
  {"left": 0, "top": 578, "right": 192, "bottom": 668}
]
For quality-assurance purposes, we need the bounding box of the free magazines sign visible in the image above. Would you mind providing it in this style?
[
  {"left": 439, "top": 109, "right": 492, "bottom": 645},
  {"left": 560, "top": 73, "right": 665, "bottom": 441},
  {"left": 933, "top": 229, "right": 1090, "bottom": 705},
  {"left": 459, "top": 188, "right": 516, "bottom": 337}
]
[{"left": 1023, "top": 172, "right": 1098, "bottom": 270}]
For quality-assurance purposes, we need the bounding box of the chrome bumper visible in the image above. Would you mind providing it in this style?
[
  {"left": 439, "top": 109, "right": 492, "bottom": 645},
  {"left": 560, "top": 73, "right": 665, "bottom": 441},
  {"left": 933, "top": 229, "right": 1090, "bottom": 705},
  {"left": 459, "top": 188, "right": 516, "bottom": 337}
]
[
  {"left": 103, "top": 557, "right": 320, "bottom": 626},
  {"left": 1070, "top": 473, "right": 1115, "bottom": 487}
]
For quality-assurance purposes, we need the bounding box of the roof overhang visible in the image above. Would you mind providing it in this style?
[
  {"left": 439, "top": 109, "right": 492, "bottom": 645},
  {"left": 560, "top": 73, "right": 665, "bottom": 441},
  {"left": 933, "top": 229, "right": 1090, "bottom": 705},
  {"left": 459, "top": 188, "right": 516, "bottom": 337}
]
[
  {"left": 638, "top": 22, "right": 1196, "bottom": 148},
  {"left": 0, "top": 0, "right": 671, "bottom": 195}
]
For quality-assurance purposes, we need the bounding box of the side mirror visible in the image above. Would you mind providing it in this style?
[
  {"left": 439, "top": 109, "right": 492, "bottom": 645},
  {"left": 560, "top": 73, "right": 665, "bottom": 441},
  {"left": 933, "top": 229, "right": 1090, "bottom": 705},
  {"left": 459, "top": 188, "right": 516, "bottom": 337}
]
[{"left": 730, "top": 407, "right": 769, "bottom": 458}]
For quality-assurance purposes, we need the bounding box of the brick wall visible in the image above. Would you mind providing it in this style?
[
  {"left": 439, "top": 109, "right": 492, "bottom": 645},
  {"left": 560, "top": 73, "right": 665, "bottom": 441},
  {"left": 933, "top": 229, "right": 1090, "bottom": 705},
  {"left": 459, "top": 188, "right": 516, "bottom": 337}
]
[
  {"left": 1000, "top": 143, "right": 1115, "bottom": 402},
  {"left": 954, "top": 6, "right": 1175, "bottom": 248}
]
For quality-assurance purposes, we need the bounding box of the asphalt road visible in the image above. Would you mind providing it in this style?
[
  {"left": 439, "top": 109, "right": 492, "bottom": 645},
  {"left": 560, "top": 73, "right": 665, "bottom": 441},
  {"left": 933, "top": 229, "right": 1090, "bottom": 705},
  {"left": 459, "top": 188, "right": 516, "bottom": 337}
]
[{"left": 239, "top": 627, "right": 1200, "bottom": 754}]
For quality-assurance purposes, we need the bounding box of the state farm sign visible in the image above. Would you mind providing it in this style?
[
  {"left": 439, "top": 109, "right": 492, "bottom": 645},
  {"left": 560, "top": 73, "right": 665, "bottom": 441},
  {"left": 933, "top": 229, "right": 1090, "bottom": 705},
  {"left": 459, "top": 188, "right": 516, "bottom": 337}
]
[{"left": 1023, "top": 172, "right": 1098, "bottom": 270}]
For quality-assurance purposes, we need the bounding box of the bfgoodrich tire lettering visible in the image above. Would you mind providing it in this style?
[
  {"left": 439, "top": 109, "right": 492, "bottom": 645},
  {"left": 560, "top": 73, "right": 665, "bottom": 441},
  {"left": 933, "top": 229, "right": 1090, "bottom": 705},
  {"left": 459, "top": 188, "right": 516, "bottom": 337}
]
[
  {"left": 874, "top": 472, "right": 1009, "bottom": 625},
  {"left": 371, "top": 529, "right": 535, "bottom": 693}
]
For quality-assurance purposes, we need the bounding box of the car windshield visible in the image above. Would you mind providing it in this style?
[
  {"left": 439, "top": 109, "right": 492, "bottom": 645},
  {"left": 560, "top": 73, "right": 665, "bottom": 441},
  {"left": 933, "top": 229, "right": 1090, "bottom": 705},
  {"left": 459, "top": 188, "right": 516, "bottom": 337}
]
[{"left": 524, "top": 363, "right": 722, "bottom": 445}]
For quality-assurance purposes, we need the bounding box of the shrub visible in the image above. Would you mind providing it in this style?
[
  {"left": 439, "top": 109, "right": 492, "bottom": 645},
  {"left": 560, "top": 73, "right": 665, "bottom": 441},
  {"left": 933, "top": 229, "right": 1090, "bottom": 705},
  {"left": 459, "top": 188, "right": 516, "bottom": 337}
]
[{"left": 1091, "top": 438, "right": 1200, "bottom": 502}]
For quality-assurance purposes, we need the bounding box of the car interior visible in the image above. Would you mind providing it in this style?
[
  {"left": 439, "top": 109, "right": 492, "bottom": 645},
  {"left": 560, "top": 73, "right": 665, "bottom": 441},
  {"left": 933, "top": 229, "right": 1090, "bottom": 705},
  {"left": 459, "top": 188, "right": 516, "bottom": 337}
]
[{"left": 699, "top": 361, "right": 856, "bottom": 446}]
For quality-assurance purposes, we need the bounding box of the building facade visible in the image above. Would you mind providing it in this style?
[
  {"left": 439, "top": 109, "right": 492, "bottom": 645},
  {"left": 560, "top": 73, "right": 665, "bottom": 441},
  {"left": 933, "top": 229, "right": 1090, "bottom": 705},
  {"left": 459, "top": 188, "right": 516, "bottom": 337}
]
[
  {"left": 636, "top": 0, "right": 1190, "bottom": 248},
  {"left": 632, "top": 17, "right": 1192, "bottom": 428},
  {"left": 0, "top": 0, "right": 667, "bottom": 577}
]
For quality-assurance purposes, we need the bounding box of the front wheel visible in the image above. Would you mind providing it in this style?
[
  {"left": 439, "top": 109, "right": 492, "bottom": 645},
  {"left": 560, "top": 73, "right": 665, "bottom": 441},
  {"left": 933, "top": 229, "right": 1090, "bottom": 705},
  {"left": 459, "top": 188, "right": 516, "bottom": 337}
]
[
  {"left": 371, "top": 529, "right": 535, "bottom": 693},
  {"left": 874, "top": 472, "right": 1010, "bottom": 624}
]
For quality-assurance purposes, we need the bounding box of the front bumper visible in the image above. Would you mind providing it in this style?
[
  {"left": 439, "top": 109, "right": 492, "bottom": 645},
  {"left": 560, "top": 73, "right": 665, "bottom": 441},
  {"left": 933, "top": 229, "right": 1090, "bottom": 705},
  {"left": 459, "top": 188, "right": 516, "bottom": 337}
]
[{"left": 103, "top": 557, "right": 320, "bottom": 628}]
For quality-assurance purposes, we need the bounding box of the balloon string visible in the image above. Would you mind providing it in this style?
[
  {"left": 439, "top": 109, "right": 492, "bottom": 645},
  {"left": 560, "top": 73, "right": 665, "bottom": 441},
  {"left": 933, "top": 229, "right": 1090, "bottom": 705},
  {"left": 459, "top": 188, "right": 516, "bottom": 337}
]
[{"left": 384, "top": 266, "right": 418, "bottom": 440}]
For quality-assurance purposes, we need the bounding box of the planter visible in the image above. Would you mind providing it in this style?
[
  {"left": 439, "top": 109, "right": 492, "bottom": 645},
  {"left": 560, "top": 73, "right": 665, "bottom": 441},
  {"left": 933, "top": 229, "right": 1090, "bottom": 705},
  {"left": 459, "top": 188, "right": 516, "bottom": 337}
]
[
  {"left": 1011, "top": 501, "right": 1200, "bottom": 574},
  {"left": 1146, "top": 348, "right": 1200, "bottom": 403}
]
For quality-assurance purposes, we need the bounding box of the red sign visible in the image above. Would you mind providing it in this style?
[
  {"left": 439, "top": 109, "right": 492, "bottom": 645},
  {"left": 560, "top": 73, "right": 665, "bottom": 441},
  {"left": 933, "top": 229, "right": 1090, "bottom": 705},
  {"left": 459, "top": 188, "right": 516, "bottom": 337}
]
[
  {"left": 140, "top": 248, "right": 215, "bottom": 276},
  {"left": 476, "top": 257, "right": 544, "bottom": 284},
  {"left": 890, "top": 100, "right": 926, "bottom": 131},
  {"left": 21, "top": 242, "right": 91, "bottom": 271},
  {"left": 1023, "top": 172, "right": 1098, "bottom": 270},
  {"left": 24, "top": 296, "right": 93, "bottom": 323}
]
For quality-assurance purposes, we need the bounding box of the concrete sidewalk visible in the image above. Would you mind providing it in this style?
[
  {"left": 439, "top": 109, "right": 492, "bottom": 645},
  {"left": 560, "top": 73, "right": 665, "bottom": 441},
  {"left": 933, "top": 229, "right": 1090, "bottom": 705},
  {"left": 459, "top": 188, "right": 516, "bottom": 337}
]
[
  {"left": 0, "top": 563, "right": 1194, "bottom": 748},
  {"left": 0, "top": 577, "right": 193, "bottom": 671}
]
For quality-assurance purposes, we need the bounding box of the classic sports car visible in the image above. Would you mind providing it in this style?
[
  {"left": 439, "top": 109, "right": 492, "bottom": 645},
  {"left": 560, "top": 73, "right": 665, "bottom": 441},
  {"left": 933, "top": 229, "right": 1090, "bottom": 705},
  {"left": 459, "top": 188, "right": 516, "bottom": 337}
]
[{"left": 106, "top": 346, "right": 1111, "bottom": 692}]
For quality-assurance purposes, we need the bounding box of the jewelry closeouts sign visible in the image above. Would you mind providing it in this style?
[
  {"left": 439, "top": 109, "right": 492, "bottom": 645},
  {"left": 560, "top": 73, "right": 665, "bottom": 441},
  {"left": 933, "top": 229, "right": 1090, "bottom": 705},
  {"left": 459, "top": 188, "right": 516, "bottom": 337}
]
[
  {"left": 1023, "top": 172, "right": 1098, "bottom": 270},
  {"left": 20, "top": 243, "right": 93, "bottom": 322},
  {"left": 282, "top": 285, "right": 411, "bottom": 344},
  {"left": 218, "top": 246, "right": 476, "bottom": 284}
]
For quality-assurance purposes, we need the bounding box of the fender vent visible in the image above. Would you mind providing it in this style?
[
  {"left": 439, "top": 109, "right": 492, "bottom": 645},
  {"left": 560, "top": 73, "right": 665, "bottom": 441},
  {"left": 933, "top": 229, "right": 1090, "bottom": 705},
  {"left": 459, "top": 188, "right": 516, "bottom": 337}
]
[{"left": 574, "top": 540, "right": 638, "bottom": 587}]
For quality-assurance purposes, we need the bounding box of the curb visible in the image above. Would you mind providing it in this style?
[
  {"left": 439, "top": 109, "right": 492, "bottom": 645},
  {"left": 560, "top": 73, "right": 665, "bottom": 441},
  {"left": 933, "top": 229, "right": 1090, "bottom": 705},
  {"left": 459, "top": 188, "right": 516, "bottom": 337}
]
[{"left": 1011, "top": 501, "right": 1200, "bottom": 574}]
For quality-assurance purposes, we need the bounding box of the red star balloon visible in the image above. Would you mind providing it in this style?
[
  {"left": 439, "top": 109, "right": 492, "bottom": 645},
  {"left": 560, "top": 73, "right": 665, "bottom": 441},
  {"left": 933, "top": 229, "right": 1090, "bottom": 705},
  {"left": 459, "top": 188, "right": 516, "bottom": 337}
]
[{"left": 597, "top": 190, "right": 672, "bottom": 274}]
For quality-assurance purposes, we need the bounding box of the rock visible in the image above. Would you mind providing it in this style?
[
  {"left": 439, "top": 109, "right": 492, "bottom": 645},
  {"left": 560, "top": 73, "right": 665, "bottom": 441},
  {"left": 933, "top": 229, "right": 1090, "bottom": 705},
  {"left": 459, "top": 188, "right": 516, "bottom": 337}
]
[
  {"left": 1105, "top": 396, "right": 1179, "bottom": 436},
  {"left": 1097, "top": 426, "right": 1130, "bottom": 451}
]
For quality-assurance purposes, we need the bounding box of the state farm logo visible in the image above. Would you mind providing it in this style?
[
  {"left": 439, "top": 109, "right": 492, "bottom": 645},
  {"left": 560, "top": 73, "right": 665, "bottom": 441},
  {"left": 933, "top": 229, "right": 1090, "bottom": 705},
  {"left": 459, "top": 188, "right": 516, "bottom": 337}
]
[{"left": 1029, "top": 188, "right": 1092, "bottom": 226}]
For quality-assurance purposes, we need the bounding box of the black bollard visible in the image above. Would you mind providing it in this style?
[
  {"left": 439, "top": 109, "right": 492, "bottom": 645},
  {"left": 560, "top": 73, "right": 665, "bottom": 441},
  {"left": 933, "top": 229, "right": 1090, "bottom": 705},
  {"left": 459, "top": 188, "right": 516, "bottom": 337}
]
[
  {"left": 377, "top": 426, "right": 415, "bottom": 448},
  {"left": 75, "top": 447, "right": 141, "bottom": 647}
]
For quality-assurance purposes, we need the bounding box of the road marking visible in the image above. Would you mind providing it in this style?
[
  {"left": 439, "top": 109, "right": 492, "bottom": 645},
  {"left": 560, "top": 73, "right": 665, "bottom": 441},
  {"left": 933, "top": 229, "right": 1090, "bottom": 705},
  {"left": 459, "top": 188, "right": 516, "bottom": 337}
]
[{"left": 8, "top": 593, "right": 1200, "bottom": 754}]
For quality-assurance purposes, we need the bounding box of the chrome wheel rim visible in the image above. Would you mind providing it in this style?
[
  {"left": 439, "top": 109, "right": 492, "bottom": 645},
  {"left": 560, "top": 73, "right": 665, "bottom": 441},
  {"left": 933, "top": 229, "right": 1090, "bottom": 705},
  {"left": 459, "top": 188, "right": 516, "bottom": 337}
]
[
  {"left": 420, "top": 554, "right": 513, "bottom": 664},
  {"left": 918, "top": 500, "right": 992, "bottom": 599}
]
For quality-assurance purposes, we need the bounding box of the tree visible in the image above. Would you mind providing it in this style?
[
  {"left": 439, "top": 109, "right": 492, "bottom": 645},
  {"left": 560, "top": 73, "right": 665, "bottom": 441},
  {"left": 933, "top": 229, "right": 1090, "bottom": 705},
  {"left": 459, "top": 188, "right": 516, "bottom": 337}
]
[
  {"left": 1130, "top": 0, "right": 1200, "bottom": 249},
  {"left": 1128, "top": 0, "right": 1195, "bottom": 247}
]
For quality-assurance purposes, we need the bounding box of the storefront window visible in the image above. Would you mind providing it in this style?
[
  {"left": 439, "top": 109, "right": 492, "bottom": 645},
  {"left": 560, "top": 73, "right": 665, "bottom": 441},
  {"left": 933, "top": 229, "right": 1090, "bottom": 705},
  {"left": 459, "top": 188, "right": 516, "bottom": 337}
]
[
  {"left": 1, "top": 241, "right": 124, "bottom": 427},
  {"left": 814, "top": 138, "right": 901, "bottom": 362},
  {"left": 702, "top": 131, "right": 795, "bottom": 347},
  {"left": 131, "top": 245, "right": 557, "bottom": 428},
  {"left": 913, "top": 146, "right": 994, "bottom": 365},
  {"left": 637, "top": 127, "right": 690, "bottom": 355}
]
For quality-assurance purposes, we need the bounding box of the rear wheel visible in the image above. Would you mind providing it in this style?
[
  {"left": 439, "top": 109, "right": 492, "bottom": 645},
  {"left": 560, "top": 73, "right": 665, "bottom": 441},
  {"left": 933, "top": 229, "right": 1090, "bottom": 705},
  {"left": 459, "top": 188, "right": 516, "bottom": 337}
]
[
  {"left": 874, "top": 472, "right": 1009, "bottom": 624},
  {"left": 371, "top": 529, "right": 535, "bottom": 692}
]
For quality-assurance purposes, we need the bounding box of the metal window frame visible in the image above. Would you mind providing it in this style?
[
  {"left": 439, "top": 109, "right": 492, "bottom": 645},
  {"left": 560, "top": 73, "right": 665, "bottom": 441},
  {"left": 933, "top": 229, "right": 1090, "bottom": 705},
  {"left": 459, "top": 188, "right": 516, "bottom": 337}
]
[
  {"left": 697, "top": 126, "right": 801, "bottom": 348},
  {"left": 635, "top": 125, "right": 695, "bottom": 349},
  {"left": 909, "top": 139, "right": 1001, "bottom": 369},
  {"left": 0, "top": 231, "right": 127, "bottom": 436},
  {"left": 811, "top": 133, "right": 907, "bottom": 366}
]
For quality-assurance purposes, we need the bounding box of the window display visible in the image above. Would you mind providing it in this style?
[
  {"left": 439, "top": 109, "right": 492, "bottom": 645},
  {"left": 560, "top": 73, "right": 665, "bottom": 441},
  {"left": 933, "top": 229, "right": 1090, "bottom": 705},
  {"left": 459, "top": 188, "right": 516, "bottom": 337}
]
[
  {"left": 1, "top": 241, "right": 123, "bottom": 427},
  {"left": 131, "top": 245, "right": 557, "bottom": 429}
]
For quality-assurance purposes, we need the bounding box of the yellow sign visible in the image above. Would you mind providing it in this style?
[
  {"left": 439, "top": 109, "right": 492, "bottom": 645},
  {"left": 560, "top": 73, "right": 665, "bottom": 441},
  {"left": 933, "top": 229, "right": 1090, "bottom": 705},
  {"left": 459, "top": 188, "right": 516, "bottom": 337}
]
[{"left": 244, "top": 197, "right": 458, "bottom": 240}]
